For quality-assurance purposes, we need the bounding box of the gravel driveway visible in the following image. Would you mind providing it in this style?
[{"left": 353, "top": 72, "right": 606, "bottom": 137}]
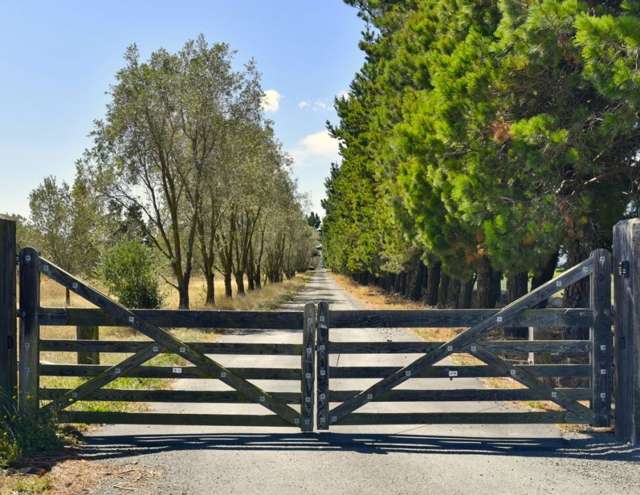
[{"left": 82, "top": 270, "right": 639, "bottom": 495}]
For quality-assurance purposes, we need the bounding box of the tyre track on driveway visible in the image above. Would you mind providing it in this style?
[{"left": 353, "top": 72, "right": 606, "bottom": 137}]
[{"left": 84, "top": 269, "right": 640, "bottom": 495}]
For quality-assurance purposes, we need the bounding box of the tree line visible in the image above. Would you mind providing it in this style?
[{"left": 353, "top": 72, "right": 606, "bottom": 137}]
[
  {"left": 322, "top": 1, "right": 640, "bottom": 329},
  {"left": 10, "top": 36, "right": 317, "bottom": 309}
]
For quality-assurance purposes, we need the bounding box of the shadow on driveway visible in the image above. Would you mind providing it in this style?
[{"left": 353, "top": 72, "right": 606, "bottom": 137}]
[{"left": 78, "top": 432, "right": 639, "bottom": 462}]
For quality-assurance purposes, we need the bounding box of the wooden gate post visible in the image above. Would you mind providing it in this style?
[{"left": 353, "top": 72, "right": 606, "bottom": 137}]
[
  {"left": 76, "top": 326, "right": 100, "bottom": 364},
  {"left": 0, "top": 217, "right": 17, "bottom": 402},
  {"left": 316, "top": 301, "right": 330, "bottom": 430},
  {"left": 19, "top": 247, "right": 40, "bottom": 414},
  {"left": 301, "top": 303, "right": 316, "bottom": 431},
  {"left": 613, "top": 219, "right": 640, "bottom": 444},
  {"left": 589, "top": 248, "right": 612, "bottom": 427}
]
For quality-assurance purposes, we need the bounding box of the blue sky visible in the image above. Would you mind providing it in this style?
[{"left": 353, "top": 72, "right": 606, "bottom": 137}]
[{"left": 0, "top": 1, "right": 365, "bottom": 216}]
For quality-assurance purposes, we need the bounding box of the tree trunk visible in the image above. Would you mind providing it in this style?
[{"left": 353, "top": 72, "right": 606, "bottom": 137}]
[
  {"left": 491, "top": 270, "right": 502, "bottom": 306},
  {"left": 410, "top": 259, "right": 427, "bottom": 301},
  {"left": 532, "top": 250, "right": 560, "bottom": 305},
  {"left": 204, "top": 270, "right": 215, "bottom": 306},
  {"left": 425, "top": 260, "right": 441, "bottom": 306},
  {"left": 437, "top": 273, "right": 450, "bottom": 308},
  {"left": 459, "top": 276, "right": 475, "bottom": 309},
  {"left": 505, "top": 272, "right": 529, "bottom": 338},
  {"left": 448, "top": 279, "right": 461, "bottom": 308},
  {"left": 224, "top": 271, "right": 233, "bottom": 298},
  {"left": 235, "top": 271, "right": 245, "bottom": 296},
  {"left": 563, "top": 241, "right": 590, "bottom": 339},
  {"left": 254, "top": 264, "right": 262, "bottom": 289},
  {"left": 178, "top": 279, "right": 190, "bottom": 309},
  {"left": 475, "top": 257, "right": 493, "bottom": 308}
]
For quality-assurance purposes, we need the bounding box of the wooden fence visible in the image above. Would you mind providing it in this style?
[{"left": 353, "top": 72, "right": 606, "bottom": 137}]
[{"left": 0, "top": 217, "right": 639, "bottom": 443}]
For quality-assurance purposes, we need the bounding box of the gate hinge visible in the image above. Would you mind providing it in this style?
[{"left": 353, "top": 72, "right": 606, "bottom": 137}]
[{"left": 618, "top": 260, "right": 630, "bottom": 278}]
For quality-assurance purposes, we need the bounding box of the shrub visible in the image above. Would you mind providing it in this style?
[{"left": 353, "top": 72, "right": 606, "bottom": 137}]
[
  {"left": 100, "top": 241, "right": 163, "bottom": 308},
  {"left": 0, "top": 393, "right": 62, "bottom": 467}
]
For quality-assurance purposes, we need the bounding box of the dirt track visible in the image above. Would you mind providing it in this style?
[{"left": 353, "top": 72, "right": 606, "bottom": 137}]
[{"left": 83, "top": 270, "right": 640, "bottom": 495}]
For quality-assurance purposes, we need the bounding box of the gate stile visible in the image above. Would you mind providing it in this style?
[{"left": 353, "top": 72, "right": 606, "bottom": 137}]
[
  {"left": 20, "top": 247, "right": 314, "bottom": 430},
  {"left": 317, "top": 249, "right": 612, "bottom": 429}
]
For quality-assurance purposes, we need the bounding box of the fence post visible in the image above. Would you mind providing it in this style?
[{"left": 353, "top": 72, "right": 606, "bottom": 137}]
[
  {"left": 589, "top": 249, "right": 612, "bottom": 427},
  {"left": 300, "top": 303, "right": 316, "bottom": 432},
  {"left": 19, "top": 247, "right": 40, "bottom": 414},
  {"left": 613, "top": 219, "right": 640, "bottom": 444},
  {"left": 0, "top": 217, "right": 17, "bottom": 403},
  {"left": 316, "top": 301, "right": 330, "bottom": 430},
  {"left": 77, "top": 326, "right": 100, "bottom": 364}
]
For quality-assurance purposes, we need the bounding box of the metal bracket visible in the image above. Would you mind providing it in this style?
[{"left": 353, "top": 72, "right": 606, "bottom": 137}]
[{"left": 618, "top": 260, "right": 630, "bottom": 278}]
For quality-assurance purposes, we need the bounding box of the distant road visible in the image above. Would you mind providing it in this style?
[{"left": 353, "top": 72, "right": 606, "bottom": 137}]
[{"left": 84, "top": 270, "right": 639, "bottom": 495}]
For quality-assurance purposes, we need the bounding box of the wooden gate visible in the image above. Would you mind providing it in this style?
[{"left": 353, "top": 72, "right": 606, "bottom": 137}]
[
  {"left": 315, "top": 249, "right": 612, "bottom": 429},
  {"left": 18, "top": 248, "right": 316, "bottom": 431}
]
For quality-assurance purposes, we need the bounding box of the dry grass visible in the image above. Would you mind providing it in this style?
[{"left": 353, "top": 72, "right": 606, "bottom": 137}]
[
  {"left": 331, "top": 273, "right": 461, "bottom": 343},
  {"left": 0, "top": 459, "right": 159, "bottom": 495}
]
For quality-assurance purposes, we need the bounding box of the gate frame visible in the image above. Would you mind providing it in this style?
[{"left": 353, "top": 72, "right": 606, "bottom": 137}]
[
  {"left": 317, "top": 249, "right": 612, "bottom": 429},
  {"left": 18, "top": 248, "right": 314, "bottom": 430}
]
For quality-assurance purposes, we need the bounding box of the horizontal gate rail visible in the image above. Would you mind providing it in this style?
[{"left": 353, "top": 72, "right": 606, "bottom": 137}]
[
  {"left": 40, "top": 340, "right": 303, "bottom": 355},
  {"left": 40, "top": 389, "right": 302, "bottom": 403},
  {"left": 328, "top": 340, "right": 591, "bottom": 356},
  {"left": 39, "top": 308, "right": 303, "bottom": 329},
  {"left": 327, "top": 364, "right": 591, "bottom": 379},
  {"left": 328, "top": 388, "right": 590, "bottom": 402},
  {"left": 40, "top": 364, "right": 303, "bottom": 380},
  {"left": 329, "top": 308, "right": 592, "bottom": 329}
]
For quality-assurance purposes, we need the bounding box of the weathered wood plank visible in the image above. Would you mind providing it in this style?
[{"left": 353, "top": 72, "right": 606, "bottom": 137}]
[
  {"left": 39, "top": 257, "right": 301, "bottom": 426},
  {"left": 328, "top": 388, "right": 591, "bottom": 402},
  {"left": 335, "top": 412, "right": 589, "bottom": 425},
  {"left": 39, "top": 340, "right": 302, "bottom": 355},
  {"left": 57, "top": 411, "right": 292, "bottom": 427},
  {"left": 316, "top": 302, "right": 330, "bottom": 430},
  {"left": 0, "top": 218, "right": 17, "bottom": 402},
  {"left": 590, "top": 249, "right": 612, "bottom": 427},
  {"left": 613, "top": 219, "right": 640, "bottom": 444},
  {"left": 39, "top": 307, "right": 303, "bottom": 329},
  {"left": 40, "top": 364, "right": 302, "bottom": 380},
  {"left": 328, "top": 258, "right": 594, "bottom": 424},
  {"left": 329, "top": 340, "right": 591, "bottom": 356},
  {"left": 329, "top": 364, "right": 591, "bottom": 379},
  {"left": 18, "top": 248, "right": 39, "bottom": 414},
  {"left": 301, "top": 303, "right": 315, "bottom": 431},
  {"left": 329, "top": 308, "right": 592, "bottom": 329},
  {"left": 76, "top": 326, "right": 99, "bottom": 364},
  {"left": 40, "top": 388, "right": 301, "bottom": 403}
]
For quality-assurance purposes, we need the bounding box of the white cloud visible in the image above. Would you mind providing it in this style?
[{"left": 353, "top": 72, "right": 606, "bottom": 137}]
[
  {"left": 290, "top": 130, "right": 340, "bottom": 166},
  {"left": 261, "top": 89, "right": 281, "bottom": 113},
  {"left": 337, "top": 90, "right": 350, "bottom": 101},
  {"left": 298, "top": 99, "right": 331, "bottom": 112}
]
